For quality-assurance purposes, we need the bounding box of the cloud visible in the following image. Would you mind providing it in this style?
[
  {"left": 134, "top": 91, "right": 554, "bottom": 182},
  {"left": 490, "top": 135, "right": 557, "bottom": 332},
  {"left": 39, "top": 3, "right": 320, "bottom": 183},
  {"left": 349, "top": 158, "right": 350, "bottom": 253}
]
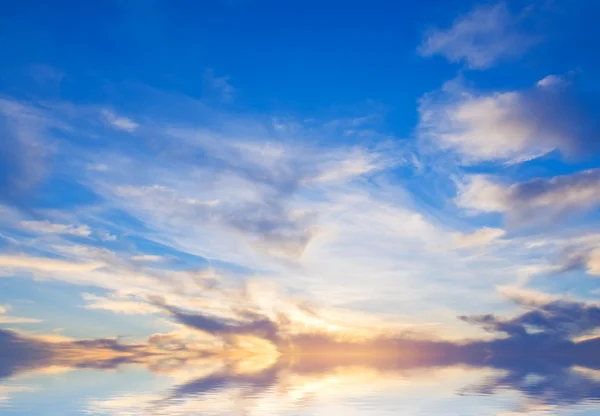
[
  {"left": 99, "top": 231, "right": 118, "bottom": 241},
  {"left": 130, "top": 254, "right": 165, "bottom": 262},
  {"left": 0, "top": 385, "right": 37, "bottom": 405},
  {"left": 81, "top": 293, "right": 162, "bottom": 315},
  {"left": 419, "top": 2, "right": 535, "bottom": 69},
  {"left": 497, "top": 285, "right": 560, "bottom": 308},
  {"left": 0, "top": 328, "right": 152, "bottom": 380},
  {"left": 463, "top": 361, "right": 600, "bottom": 408},
  {"left": 455, "top": 175, "right": 507, "bottom": 213},
  {"left": 19, "top": 220, "right": 91, "bottom": 237},
  {"left": 550, "top": 245, "right": 600, "bottom": 277},
  {"left": 203, "top": 69, "right": 235, "bottom": 102},
  {"left": 0, "top": 90, "right": 569, "bottom": 340},
  {"left": 162, "top": 305, "right": 281, "bottom": 343},
  {"left": 586, "top": 249, "right": 600, "bottom": 275},
  {"left": 456, "top": 169, "right": 600, "bottom": 224},
  {"left": 460, "top": 291, "right": 600, "bottom": 343},
  {"left": 101, "top": 109, "right": 139, "bottom": 132},
  {"left": 453, "top": 227, "right": 505, "bottom": 249},
  {"left": 2, "top": 322, "right": 599, "bottom": 415},
  {"left": 537, "top": 74, "right": 564, "bottom": 88},
  {"left": 310, "top": 149, "right": 389, "bottom": 183},
  {"left": 0, "top": 329, "right": 52, "bottom": 379},
  {"left": 419, "top": 76, "right": 600, "bottom": 164},
  {"left": 0, "top": 254, "right": 104, "bottom": 275},
  {"left": 0, "top": 304, "right": 42, "bottom": 324},
  {"left": 0, "top": 99, "right": 52, "bottom": 206},
  {"left": 95, "top": 123, "right": 399, "bottom": 264},
  {"left": 112, "top": 181, "right": 316, "bottom": 261}
]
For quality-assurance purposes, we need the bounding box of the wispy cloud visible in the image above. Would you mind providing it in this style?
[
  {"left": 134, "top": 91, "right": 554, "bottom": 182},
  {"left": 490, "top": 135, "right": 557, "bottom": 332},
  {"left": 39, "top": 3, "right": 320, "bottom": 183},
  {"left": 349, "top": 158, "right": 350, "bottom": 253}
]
[
  {"left": 19, "top": 220, "right": 91, "bottom": 237},
  {"left": 0, "top": 305, "right": 42, "bottom": 324},
  {"left": 453, "top": 227, "right": 506, "bottom": 249},
  {"left": 101, "top": 109, "right": 139, "bottom": 132},
  {"left": 81, "top": 293, "right": 162, "bottom": 315},
  {"left": 419, "top": 2, "right": 536, "bottom": 69},
  {"left": 0, "top": 254, "right": 104, "bottom": 275},
  {"left": 203, "top": 69, "right": 235, "bottom": 103},
  {"left": 0, "top": 92, "right": 566, "bottom": 339},
  {"left": 0, "top": 99, "right": 54, "bottom": 206}
]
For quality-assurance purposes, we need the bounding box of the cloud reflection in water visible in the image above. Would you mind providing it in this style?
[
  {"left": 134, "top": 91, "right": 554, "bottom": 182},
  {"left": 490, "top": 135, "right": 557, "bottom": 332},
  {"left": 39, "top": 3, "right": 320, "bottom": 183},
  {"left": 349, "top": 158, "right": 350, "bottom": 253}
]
[{"left": 1, "top": 328, "right": 599, "bottom": 415}]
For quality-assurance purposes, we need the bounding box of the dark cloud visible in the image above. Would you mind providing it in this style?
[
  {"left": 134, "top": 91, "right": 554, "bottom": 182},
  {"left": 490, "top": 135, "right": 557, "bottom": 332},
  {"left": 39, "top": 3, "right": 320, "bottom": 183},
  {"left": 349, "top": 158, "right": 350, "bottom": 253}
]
[
  {"left": 506, "top": 168, "right": 600, "bottom": 224},
  {"left": 460, "top": 295, "right": 600, "bottom": 350},
  {"left": 0, "top": 329, "right": 52, "bottom": 379},
  {"left": 0, "top": 328, "right": 159, "bottom": 379},
  {"left": 515, "top": 78, "right": 600, "bottom": 158},
  {"left": 159, "top": 304, "right": 281, "bottom": 342}
]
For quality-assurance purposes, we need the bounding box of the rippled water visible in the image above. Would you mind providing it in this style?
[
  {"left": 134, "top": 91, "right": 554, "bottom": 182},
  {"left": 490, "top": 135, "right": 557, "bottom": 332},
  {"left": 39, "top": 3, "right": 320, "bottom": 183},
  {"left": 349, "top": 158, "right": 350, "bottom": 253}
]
[{"left": 2, "top": 355, "right": 599, "bottom": 415}]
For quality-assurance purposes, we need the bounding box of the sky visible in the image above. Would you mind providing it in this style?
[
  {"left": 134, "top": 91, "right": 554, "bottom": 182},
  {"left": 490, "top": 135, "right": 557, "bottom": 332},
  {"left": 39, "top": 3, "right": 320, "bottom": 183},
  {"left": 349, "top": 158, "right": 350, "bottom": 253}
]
[{"left": 1, "top": 0, "right": 600, "bottom": 369}]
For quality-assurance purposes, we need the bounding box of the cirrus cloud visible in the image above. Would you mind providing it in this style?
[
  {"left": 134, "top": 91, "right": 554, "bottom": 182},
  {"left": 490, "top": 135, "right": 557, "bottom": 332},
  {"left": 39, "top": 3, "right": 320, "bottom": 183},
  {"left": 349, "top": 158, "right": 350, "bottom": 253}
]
[{"left": 419, "top": 2, "right": 536, "bottom": 69}]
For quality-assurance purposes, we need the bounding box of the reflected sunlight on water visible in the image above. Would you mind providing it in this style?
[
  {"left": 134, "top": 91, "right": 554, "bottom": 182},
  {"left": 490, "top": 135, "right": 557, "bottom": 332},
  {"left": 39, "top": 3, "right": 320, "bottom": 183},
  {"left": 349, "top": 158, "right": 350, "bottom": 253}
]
[{"left": 1, "top": 352, "right": 599, "bottom": 416}]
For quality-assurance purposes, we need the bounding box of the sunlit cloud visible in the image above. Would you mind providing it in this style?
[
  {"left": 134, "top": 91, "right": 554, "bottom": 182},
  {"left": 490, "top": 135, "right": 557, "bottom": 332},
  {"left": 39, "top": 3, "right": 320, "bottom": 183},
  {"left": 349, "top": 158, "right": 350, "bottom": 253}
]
[
  {"left": 453, "top": 227, "right": 506, "bottom": 249},
  {"left": 420, "top": 76, "right": 600, "bottom": 164}
]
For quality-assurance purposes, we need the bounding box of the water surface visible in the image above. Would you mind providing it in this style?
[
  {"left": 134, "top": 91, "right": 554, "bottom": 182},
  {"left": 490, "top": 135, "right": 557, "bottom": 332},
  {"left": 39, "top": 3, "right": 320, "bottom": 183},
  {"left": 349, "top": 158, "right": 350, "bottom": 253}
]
[{"left": 2, "top": 345, "right": 599, "bottom": 415}]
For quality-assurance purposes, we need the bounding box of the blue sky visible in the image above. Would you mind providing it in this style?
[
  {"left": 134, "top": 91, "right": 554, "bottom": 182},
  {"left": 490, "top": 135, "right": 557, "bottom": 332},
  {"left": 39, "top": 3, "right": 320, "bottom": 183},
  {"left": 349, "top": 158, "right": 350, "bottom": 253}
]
[{"left": 1, "top": 0, "right": 600, "bottom": 352}]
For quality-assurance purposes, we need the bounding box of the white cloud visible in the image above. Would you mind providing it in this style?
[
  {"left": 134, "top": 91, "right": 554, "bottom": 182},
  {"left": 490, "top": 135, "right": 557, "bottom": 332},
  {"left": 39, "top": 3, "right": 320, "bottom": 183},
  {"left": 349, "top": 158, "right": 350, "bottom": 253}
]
[
  {"left": 0, "top": 254, "right": 104, "bottom": 274},
  {"left": 456, "top": 169, "right": 600, "bottom": 221},
  {"left": 19, "top": 220, "right": 91, "bottom": 237},
  {"left": 130, "top": 254, "right": 165, "bottom": 262},
  {"left": 420, "top": 84, "right": 550, "bottom": 163},
  {"left": 536, "top": 74, "right": 564, "bottom": 88},
  {"left": 419, "top": 2, "right": 535, "bottom": 69},
  {"left": 497, "top": 285, "right": 561, "bottom": 307},
  {"left": 419, "top": 76, "right": 597, "bottom": 164},
  {"left": 455, "top": 175, "right": 507, "bottom": 213},
  {"left": 0, "top": 304, "right": 42, "bottom": 324},
  {"left": 99, "top": 231, "right": 118, "bottom": 241},
  {"left": 81, "top": 293, "right": 161, "bottom": 315},
  {"left": 310, "top": 149, "right": 389, "bottom": 183},
  {"left": 63, "top": 106, "right": 563, "bottom": 334},
  {"left": 453, "top": 227, "right": 506, "bottom": 249},
  {"left": 101, "top": 109, "right": 139, "bottom": 132},
  {"left": 0, "top": 90, "right": 578, "bottom": 340},
  {"left": 0, "top": 385, "right": 37, "bottom": 405}
]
